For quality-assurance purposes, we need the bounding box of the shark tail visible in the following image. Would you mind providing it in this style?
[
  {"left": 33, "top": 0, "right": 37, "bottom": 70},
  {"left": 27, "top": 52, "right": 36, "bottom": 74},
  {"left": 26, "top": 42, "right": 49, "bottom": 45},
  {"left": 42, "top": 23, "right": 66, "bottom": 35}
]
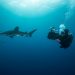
[{"left": 28, "top": 29, "right": 37, "bottom": 37}]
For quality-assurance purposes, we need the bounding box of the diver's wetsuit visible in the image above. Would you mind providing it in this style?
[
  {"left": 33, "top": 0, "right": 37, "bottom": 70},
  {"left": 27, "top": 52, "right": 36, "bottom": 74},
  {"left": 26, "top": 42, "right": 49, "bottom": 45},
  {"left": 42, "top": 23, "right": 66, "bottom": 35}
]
[
  {"left": 48, "top": 28, "right": 73, "bottom": 48},
  {"left": 58, "top": 29, "right": 73, "bottom": 48}
]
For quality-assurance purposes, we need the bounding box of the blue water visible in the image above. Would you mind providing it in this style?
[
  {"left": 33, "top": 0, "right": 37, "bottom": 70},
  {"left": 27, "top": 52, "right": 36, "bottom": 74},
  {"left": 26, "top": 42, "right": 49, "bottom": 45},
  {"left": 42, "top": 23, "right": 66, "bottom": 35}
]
[{"left": 0, "top": 2, "right": 75, "bottom": 75}]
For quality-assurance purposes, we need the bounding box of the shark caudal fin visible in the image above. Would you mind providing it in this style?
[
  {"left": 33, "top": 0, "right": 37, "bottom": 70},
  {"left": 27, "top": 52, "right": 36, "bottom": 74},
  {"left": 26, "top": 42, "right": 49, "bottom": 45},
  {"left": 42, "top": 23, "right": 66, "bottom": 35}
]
[{"left": 28, "top": 29, "right": 37, "bottom": 37}]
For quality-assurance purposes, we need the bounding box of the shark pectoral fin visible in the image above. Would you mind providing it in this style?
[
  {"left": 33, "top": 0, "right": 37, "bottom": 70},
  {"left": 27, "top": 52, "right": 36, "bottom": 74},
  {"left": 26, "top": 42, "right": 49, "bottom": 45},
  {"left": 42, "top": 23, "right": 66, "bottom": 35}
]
[{"left": 28, "top": 33, "right": 32, "bottom": 37}]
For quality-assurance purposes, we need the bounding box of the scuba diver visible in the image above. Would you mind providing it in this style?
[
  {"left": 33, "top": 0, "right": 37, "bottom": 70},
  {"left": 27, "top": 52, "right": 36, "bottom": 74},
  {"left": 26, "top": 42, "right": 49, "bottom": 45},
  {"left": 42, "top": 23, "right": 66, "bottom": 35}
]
[{"left": 47, "top": 24, "right": 73, "bottom": 48}]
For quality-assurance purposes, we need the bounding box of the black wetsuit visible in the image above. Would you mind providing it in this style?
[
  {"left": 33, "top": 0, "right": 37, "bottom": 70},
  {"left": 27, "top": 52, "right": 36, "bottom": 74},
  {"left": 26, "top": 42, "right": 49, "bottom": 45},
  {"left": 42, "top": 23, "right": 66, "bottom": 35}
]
[
  {"left": 48, "top": 28, "right": 73, "bottom": 48},
  {"left": 59, "top": 29, "right": 73, "bottom": 48}
]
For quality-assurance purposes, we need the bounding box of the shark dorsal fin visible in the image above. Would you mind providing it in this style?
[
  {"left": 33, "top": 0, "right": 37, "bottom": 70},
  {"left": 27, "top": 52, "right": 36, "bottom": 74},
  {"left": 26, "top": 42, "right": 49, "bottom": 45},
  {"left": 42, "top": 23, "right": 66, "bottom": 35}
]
[{"left": 14, "top": 26, "right": 19, "bottom": 32}]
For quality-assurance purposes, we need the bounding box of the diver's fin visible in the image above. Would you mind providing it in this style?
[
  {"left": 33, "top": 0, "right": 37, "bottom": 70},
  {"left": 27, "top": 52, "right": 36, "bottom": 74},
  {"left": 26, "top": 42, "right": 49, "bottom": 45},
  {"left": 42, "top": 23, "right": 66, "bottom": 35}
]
[{"left": 28, "top": 29, "right": 37, "bottom": 37}]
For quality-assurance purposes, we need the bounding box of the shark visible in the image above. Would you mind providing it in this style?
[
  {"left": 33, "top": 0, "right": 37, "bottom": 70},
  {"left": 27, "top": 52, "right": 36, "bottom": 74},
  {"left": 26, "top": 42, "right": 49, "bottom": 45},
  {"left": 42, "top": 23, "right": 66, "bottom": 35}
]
[{"left": 0, "top": 26, "right": 37, "bottom": 38}]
